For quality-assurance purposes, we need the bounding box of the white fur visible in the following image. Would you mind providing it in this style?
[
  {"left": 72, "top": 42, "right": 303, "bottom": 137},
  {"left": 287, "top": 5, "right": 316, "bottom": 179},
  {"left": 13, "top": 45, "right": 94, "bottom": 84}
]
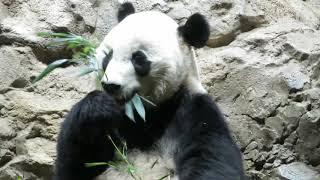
[
  {"left": 96, "top": 11, "right": 205, "bottom": 104},
  {"left": 96, "top": 137, "right": 178, "bottom": 180}
]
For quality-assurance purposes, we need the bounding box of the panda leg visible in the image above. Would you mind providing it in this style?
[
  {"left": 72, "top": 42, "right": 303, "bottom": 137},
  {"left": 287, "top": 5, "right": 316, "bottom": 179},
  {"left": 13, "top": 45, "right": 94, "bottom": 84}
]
[{"left": 54, "top": 90, "right": 123, "bottom": 180}]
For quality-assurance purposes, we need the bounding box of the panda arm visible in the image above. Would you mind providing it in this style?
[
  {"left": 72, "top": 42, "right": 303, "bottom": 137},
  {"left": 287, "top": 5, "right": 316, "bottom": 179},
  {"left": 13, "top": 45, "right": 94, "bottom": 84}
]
[
  {"left": 175, "top": 94, "right": 245, "bottom": 180},
  {"left": 54, "top": 90, "right": 123, "bottom": 180}
]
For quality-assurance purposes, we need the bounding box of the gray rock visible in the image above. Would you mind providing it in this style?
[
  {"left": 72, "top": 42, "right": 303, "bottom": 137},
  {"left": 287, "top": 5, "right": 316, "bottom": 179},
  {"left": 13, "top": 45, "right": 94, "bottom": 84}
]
[
  {"left": 240, "top": 2, "right": 267, "bottom": 32},
  {"left": 244, "top": 160, "right": 254, "bottom": 171},
  {"left": 170, "top": 0, "right": 246, "bottom": 47},
  {"left": 284, "top": 132, "right": 298, "bottom": 149},
  {"left": 68, "top": 0, "right": 97, "bottom": 32},
  {"left": 0, "top": 156, "right": 42, "bottom": 180},
  {"left": 283, "top": 31, "right": 320, "bottom": 62},
  {"left": 296, "top": 112, "right": 320, "bottom": 166},
  {"left": 0, "top": 118, "right": 16, "bottom": 140},
  {"left": 273, "top": 159, "right": 282, "bottom": 168},
  {"left": 263, "top": 163, "right": 273, "bottom": 170},
  {"left": 0, "top": 138, "right": 57, "bottom": 179},
  {"left": 0, "top": 0, "right": 97, "bottom": 42},
  {"left": 17, "top": 138, "right": 55, "bottom": 163},
  {"left": 167, "top": 2, "right": 191, "bottom": 20},
  {"left": 274, "top": 162, "right": 320, "bottom": 180},
  {"left": 278, "top": 103, "right": 306, "bottom": 133},
  {"left": 94, "top": 0, "right": 120, "bottom": 39},
  {"left": 265, "top": 117, "right": 285, "bottom": 138},
  {"left": 256, "top": 151, "right": 267, "bottom": 164},
  {"left": 228, "top": 115, "right": 260, "bottom": 149},
  {"left": 280, "top": 64, "right": 310, "bottom": 92},
  {"left": 245, "top": 1, "right": 320, "bottom": 28},
  {"left": 0, "top": 46, "right": 30, "bottom": 90},
  {"left": 4, "top": 90, "right": 75, "bottom": 122},
  {"left": 0, "top": 2, "right": 9, "bottom": 22},
  {"left": 245, "top": 149, "right": 259, "bottom": 162},
  {"left": 0, "top": 149, "right": 14, "bottom": 167},
  {"left": 0, "top": 167, "right": 20, "bottom": 180},
  {"left": 304, "top": 89, "right": 320, "bottom": 101},
  {"left": 260, "top": 128, "right": 278, "bottom": 149},
  {"left": 245, "top": 141, "right": 259, "bottom": 152},
  {"left": 303, "top": 110, "right": 320, "bottom": 123}
]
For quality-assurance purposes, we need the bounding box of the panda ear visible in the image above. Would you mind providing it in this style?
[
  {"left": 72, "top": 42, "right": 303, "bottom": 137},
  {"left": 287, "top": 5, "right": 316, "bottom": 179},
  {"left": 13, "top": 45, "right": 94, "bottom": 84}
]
[
  {"left": 117, "top": 2, "right": 135, "bottom": 22},
  {"left": 178, "top": 13, "right": 210, "bottom": 48}
]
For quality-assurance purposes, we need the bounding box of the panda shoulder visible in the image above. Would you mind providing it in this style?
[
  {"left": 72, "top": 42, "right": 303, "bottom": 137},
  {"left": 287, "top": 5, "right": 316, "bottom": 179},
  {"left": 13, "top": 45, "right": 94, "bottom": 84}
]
[{"left": 186, "top": 92, "right": 226, "bottom": 121}]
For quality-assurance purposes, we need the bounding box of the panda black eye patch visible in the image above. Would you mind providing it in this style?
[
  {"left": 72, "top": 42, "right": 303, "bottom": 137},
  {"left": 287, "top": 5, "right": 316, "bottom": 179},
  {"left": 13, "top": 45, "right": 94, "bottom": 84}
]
[
  {"left": 102, "top": 49, "right": 113, "bottom": 70},
  {"left": 131, "top": 51, "right": 151, "bottom": 76}
]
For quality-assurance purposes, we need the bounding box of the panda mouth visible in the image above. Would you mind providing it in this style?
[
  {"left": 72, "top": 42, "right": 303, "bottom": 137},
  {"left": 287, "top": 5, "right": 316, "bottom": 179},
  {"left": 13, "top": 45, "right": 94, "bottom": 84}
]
[
  {"left": 114, "top": 92, "right": 136, "bottom": 105},
  {"left": 115, "top": 96, "right": 126, "bottom": 105}
]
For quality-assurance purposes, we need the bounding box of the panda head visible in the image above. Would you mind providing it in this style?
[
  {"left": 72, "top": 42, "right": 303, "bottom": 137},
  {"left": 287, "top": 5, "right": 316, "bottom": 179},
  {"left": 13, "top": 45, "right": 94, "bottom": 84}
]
[{"left": 96, "top": 2, "right": 210, "bottom": 104}]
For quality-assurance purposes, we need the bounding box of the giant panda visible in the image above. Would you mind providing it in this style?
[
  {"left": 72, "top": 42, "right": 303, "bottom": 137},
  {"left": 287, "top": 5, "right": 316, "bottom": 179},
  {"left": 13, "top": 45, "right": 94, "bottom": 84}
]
[{"left": 54, "top": 2, "right": 245, "bottom": 180}]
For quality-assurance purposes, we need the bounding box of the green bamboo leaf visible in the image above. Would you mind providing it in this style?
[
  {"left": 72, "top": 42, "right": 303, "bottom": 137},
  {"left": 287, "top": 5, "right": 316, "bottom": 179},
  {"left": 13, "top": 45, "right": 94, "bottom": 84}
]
[
  {"left": 122, "top": 142, "right": 127, "bottom": 156},
  {"left": 67, "top": 43, "right": 78, "bottom": 49},
  {"left": 77, "top": 67, "right": 96, "bottom": 77},
  {"left": 51, "top": 37, "right": 78, "bottom": 42},
  {"left": 51, "top": 33, "right": 74, "bottom": 38},
  {"left": 95, "top": 69, "right": 104, "bottom": 90},
  {"left": 47, "top": 41, "right": 66, "bottom": 47},
  {"left": 68, "top": 40, "right": 81, "bottom": 45},
  {"left": 32, "top": 59, "right": 69, "bottom": 84},
  {"left": 89, "top": 47, "right": 95, "bottom": 53},
  {"left": 127, "top": 165, "right": 137, "bottom": 174},
  {"left": 37, "top": 32, "right": 56, "bottom": 38},
  {"left": 16, "top": 176, "right": 22, "bottom": 180},
  {"left": 158, "top": 174, "right": 170, "bottom": 180},
  {"left": 85, "top": 162, "right": 109, "bottom": 168},
  {"left": 83, "top": 46, "right": 92, "bottom": 54},
  {"left": 131, "top": 94, "right": 146, "bottom": 121},
  {"left": 125, "top": 101, "right": 135, "bottom": 122},
  {"left": 151, "top": 159, "right": 159, "bottom": 169},
  {"left": 86, "top": 161, "right": 122, "bottom": 171},
  {"left": 97, "top": 69, "right": 104, "bottom": 79},
  {"left": 138, "top": 95, "right": 156, "bottom": 107},
  {"left": 95, "top": 79, "right": 102, "bottom": 90}
]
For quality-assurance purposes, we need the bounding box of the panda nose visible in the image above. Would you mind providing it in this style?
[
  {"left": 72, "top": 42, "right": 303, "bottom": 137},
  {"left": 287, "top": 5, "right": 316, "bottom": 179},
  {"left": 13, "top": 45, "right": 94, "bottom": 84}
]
[{"left": 101, "top": 82, "right": 122, "bottom": 94}]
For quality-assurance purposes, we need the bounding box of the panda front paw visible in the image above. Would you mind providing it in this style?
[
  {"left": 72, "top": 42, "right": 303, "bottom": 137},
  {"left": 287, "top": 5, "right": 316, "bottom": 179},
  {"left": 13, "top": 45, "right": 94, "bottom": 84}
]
[
  {"left": 64, "top": 90, "right": 123, "bottom": 136},
  {"left": 55, "top": 91, "right": 123, "bottom": 180}
]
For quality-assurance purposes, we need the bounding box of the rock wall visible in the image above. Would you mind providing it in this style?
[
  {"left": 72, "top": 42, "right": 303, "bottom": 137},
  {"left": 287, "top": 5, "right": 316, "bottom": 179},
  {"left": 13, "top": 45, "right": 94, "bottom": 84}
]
[{"left": 0, "top": 0, "right": 320, "bottom": 179}]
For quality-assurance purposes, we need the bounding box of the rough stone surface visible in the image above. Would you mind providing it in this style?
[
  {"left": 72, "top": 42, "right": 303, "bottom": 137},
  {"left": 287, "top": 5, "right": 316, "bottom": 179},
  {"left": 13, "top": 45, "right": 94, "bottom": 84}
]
[
  {"left": 274, "top": 162, "right": 320, "bottom": 180},
  {"left": 0, "top": 0, "right": 320, "bottom": 179}
]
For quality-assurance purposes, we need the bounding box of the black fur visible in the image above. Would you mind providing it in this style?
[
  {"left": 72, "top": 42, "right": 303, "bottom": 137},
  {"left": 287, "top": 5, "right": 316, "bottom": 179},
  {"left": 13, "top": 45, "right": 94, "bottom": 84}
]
[
  {"left": 117, "top": 2, "right": 135, "bottom": 22},
  {"left": 131, "top": 51, "right": 151, "bottom": 77},
  {"left": 178, "top": 13, "right": 210, "bottom": 48},
  {"left": 54, "top": 88, "right": 245, "bottom": 180},
  {"left": 102, "top": 49, "right": 113, "bottom": 71},
  {"left": 54, "top": 91, "right": 123, "bottom": 180}
]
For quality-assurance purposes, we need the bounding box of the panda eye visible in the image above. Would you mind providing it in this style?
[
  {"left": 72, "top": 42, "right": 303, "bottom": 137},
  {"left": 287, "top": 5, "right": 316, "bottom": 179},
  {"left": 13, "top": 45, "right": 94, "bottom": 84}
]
[
  {"left": 131, "top": 51, "right": 151, "bottom": 76},
  {"left": 102, "top": 49, "right": 113, "bottom": 70},
  {"left": 132, "top": 51, "right": 147, "bottom": 65}
]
